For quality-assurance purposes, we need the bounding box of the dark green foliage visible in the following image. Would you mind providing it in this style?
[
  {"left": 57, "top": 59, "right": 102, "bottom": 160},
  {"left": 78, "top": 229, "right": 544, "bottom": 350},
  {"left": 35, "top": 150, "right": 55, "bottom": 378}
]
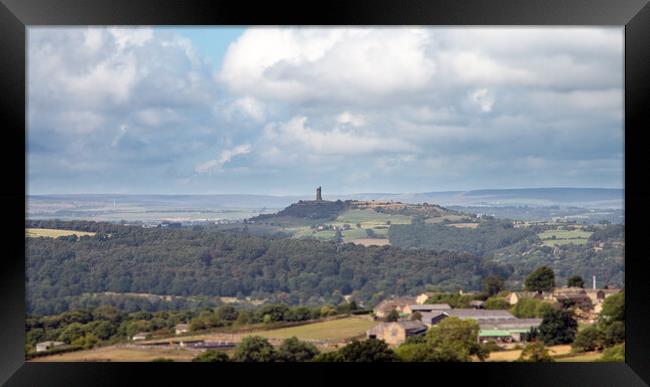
[
  {"left": 599, "top": 292, "right": 624, "bottom": 325},
  {"left": 599, "top": 343, "right": 624, "bottom": 362},
  {"left": 510, "top": 298, "right": 556, "bottom": 318},
  {"left": 572, "top": 325, "right": 604, "bottom": 352},
  {"left": 602, "top": 321, "right": 625, "bottom": 346},
  {"left": 588, "top": 225, "right": 624, "bottom": 242},
  {"left": 151, "top": 358, "right": 175, "bottom": 362},
  {"left": 538, "top": 309, "right": 578, "bottom": 345},
  {"left": 26, "top": 221, "right": 509, "bottom": 315},
  {"left": 483, "top": 275, "right": 505, "bottom": 297},
  {"left": 385, "top": 310, "right": 399, "bottom": 322},
  {"left": 328, "top": 338, "right": 396, "bottom": 362},
  {"left": 484, "top": 297, "right": 509, "bottom": 310},
  {"left": 253, "top": 200, "right": 348, "bottom": 221},
  {"left": 232, "top": 336, "right": 277, "bottom": 362},
  {"left": 567, "top": 275, "right": 585, "bottom": 288},
  {"left": 389, "top": 219, "right": 537, "bottom": 256},
  {"left": 424, "top": 293, "right": 478, "bottom": 309},
  {"left": 516, "top": 342, "right": 554, "bottom": 362},
  {"left": 524, "top": 266, "right": 555, "bottom": 292},
  {"left": 395, "top": 317, "right": 490, "bottom": 362},
  {"left": 192, "top": 350, "right": 230, "bottom": 362},
  {"left": 215, "top": 305, "right": 239, "bottom": 322},
  {"left": 276, "top": 337, "right": 320, "bottom": 362}
]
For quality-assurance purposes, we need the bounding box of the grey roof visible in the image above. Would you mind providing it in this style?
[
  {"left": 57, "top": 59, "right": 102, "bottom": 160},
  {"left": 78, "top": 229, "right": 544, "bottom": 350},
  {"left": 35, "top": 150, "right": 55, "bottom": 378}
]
[
  {"left": 478, "top": 318, "right": 542, "bottom": 329},
  {"left": 395, "top": 320, "right": 428, "bottom": 334},
  {"left": 408, "top": 303, "right": 452, "bottom": 311},
  {"left": 419, "top": 311, "right": 448, "bottom": 323},
  {"left": 444, "top": 309, "right": 516, "bottom": 320}
]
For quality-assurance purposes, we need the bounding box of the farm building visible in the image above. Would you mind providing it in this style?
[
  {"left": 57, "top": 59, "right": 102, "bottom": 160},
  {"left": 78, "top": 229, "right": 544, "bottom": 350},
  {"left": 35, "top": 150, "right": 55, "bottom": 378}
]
[
  {"left": 175, "top": 323, "right": 190, "bottom": 335},
  {"left": 584, "top": 288, "right": 621, "bottom": 314},
  {"left": 444, "top": 309, "right": 517, "bottom": 321},
  {"left": 419, "top": 311, "right": 449, "bottom": 327},
  {"left": 415, "top": 292, "right": 435, "bottom": 305},
  {"left": 552, "top": 287, "right": 593, "bottom": 310},
  {"left": 132, "top": 332, "right": 148, "bottom": 341},
  {"left": 35, "top": 341, "right": 65, "bottom": 352},
  {"left": 373, "top": 296, "right": 417, "bottom": 318},
  {"left": 366, "top": 321, "right": 427, "bottom": 346},
  {"left": 478, "top": 318, "right": 542, "bottom": 342},
  {"left": 470, "top": 300, "right": 485, "bottom": 309},
  {"left": 402, "top": 303, "right": 451, "bottom": 314}
]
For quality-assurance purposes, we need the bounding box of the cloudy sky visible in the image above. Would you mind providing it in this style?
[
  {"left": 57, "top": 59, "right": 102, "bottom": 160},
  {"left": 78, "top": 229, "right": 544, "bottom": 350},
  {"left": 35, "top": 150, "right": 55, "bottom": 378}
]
[{"left": 27, "top": 27, "right": 624, "bottom": 195}]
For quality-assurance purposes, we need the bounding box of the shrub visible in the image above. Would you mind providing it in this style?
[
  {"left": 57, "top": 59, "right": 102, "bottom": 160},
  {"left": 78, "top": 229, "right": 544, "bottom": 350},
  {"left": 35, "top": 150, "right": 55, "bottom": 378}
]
[
  {"left": 516, "top": 342, "right": 554, "bottom": 362},
  {"left": 192, "top": 350, "right": 230, "bottom": 362},
  {"left": 600, "top": 343, "right": 625, "bottom": 362},
  {"left": 571, "top": 325, "right": 604, "bottom": 352}
]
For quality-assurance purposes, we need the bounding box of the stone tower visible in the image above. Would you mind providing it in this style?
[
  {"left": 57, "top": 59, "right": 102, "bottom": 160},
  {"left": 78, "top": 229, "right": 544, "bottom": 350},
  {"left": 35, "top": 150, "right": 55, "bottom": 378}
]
[{"left": 316, "top": 186, "right": 322, "bottom": 201}]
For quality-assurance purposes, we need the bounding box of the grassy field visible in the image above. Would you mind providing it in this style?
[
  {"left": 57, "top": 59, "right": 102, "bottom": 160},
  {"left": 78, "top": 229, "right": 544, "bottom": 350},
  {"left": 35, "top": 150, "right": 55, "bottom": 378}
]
[
  {"left": 26, "top": 228, "right": 96, "bottom": 238},
  {"left": 254, "top": 316, "right": 376, "bottom": 341},
  {"left": 556, "top": 352, "right": 603, "bottom": 362},
  {"left": 448, "top": 222, "right": 480, "bottom": 228},
  {"left": 31, "top": 345, "right": 203, "bottom": 362},
  {"left": 486, "top": 345, "right": 573, "bottom": 362},
  {"left": 335, "top": 209, "right": 411, "bottom": 225},
  {"left": 346, "top": 238, "right": 390, "bottom": 247},
  {"left": 538, "top": 229, "right": 592, "bottom": 246}
]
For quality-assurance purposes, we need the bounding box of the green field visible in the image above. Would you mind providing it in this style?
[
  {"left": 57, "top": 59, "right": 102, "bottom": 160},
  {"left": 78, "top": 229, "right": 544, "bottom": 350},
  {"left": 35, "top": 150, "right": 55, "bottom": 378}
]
[
  {"left": 26, "top": 228, "right": 96, "bottom": 238},
  {"left": 335, "top": 209, "right": 411, "bottom": 225},
  {"left": 538, "top": 229, "right": 592, "bottom": 246},
  {"left": 556, "top": 352, "right": 604, "bottom": 362},
  {"left": 255, "top": 316, "right": 376, "bottom": 341}
]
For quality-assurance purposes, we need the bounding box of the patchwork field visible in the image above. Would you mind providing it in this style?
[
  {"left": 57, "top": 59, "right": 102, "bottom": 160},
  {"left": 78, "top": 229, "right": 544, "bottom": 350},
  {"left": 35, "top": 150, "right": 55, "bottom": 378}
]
[
  {"left": 538, "top": 229, "right": 592, "bottom": 246},
  {"left": 26, "top": 228, "right": 96, "bottom": 238}
]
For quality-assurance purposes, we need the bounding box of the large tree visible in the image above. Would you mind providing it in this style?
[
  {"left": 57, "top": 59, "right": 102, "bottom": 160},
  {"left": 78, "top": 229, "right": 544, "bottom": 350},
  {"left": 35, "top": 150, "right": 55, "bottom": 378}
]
[
  {"left": 395, "top": 317, "right": 490, "bottom": 362},
  {"left": 599, "top": 291, "right": 624, "bottom": 325},
  {"left": 483, "top": 275, "right": 505, "bottom": 297},
  {"left": 232, "top": 336, "right": 277, "bottom": 362},
  {"left": 538, "top": 309, "right": 578, "bottom": 345},
  {"left": 516, "top": 342, "right": 554, "bottom": 362},
  {"left": 192, "top": 350, "right": 230, "bottom": 362},
  {"left": 276, "top": 337, "right": 320, "bottom": 362},
  {"left": 567, "top": 275, "right": 585, "bottom": 288},
  {"left": 315, "top": 338, "right": 396, "bottom": 362},
  {"left": 525, "top": 266, "right": 556, "bottom": 292}
]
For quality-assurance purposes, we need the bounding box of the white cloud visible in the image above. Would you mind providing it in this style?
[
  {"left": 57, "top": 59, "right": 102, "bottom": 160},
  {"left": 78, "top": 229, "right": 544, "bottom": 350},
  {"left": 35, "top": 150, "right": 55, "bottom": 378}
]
[
  {"left": 195, "top": 143, "right": 252, "bottom": 174},
  {"left": 109, "top": 28, "right": 153, "bottom": 49},
  {"left": 469, "top": 88, "right": 494, "bottom": 113},
  {"left": 263, "top": 116, "right": 412, "bottom": 156},
  {"left": 218, "top": 28, "right": 436, "bottom": 102},
  {"left": 337, "top": 111, "right": 365, "bottom": 127},
  {"left": 224, "top": 97, "right": 266, "bottom": 123}
]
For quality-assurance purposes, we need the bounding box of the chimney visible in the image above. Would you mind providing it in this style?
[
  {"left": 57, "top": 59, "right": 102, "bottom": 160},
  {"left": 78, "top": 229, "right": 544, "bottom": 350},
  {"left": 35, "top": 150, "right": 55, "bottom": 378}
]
[
  {"left": 316, "top": 186, "right": 322, "bottom": 201},
  {"left": 592, "top": 275, "right": 596, "bottom": 290}
]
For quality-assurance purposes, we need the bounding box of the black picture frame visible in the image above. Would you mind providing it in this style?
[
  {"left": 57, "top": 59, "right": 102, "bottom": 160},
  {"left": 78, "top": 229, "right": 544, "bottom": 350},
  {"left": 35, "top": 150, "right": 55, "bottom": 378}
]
[{"left": 1, "top": 0, "right": 648, "bottom": 385}]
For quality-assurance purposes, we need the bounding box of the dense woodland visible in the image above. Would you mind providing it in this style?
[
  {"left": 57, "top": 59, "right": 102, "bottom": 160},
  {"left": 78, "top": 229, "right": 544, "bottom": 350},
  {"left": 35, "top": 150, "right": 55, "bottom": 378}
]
[
  {"left": 26, "top": 220, "right": 511, "bottom": 315},
  {"left": 26, "top": 219, "right": 624, "bottom": 316},
  {"left": 389, "top": 219, "right": 539, "bottom": 255}
]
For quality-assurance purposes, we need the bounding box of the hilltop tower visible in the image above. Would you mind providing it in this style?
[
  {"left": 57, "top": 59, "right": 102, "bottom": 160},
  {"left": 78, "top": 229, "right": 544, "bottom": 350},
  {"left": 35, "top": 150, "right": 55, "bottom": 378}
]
[{"left": 316, "top": 186, "right": 322, "bottom": 201}]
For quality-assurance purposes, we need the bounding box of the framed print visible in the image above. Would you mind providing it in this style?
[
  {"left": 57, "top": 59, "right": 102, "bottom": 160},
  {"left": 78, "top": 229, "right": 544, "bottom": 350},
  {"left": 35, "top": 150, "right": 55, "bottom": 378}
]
[{"left": 1, "top": 0, "right": 649, "bottom": 385}]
